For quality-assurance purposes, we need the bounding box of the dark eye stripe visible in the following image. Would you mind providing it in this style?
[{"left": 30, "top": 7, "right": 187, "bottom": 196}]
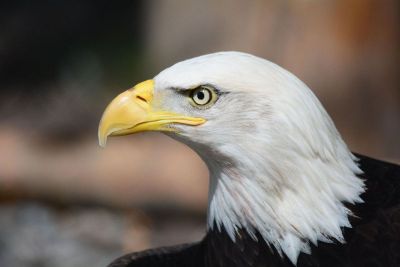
[{"left": 171, "top": 84, "right": 226, "bottom": 96}]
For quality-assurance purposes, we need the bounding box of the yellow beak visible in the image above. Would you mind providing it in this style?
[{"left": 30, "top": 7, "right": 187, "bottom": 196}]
[{"left": 98, "top": 79, "right": 206, "bottom": 147}]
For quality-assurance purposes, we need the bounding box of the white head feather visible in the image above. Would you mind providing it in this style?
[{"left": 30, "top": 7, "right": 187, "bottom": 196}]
[{"left": 154, "top": 52, "right": 365, "bottom": 264}]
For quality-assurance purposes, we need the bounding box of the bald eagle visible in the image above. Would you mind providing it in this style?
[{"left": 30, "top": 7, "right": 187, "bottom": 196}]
[{"left": 99, "top": 52, "right": 400, "bottom": 267}]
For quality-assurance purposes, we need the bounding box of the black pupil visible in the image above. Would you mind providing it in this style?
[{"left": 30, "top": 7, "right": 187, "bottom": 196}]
[{"left": 197, "top": 91, "right": 205, "bottom": 100}]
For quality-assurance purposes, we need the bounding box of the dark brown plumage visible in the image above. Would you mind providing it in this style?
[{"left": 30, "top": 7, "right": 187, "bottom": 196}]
[{"left": 108, "top": 154, "right": 400, "bottom": 267}]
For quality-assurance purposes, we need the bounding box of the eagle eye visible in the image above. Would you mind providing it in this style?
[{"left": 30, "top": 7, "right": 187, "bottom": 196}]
[{"left": 189, "top": 85, "right": 218, "bottom": 108}]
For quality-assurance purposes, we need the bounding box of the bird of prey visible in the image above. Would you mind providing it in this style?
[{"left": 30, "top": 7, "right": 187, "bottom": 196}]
[{"left": 98, "top": 52, "right": 400, "bottom": 267}]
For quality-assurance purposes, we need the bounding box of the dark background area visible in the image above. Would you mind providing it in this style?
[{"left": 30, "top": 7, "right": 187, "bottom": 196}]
[
  {"left": 0, "top": 1, "right": 145, "bottom": 88},
  {"left": 0, "top": 1, "right": 399, "bottom": 266}
]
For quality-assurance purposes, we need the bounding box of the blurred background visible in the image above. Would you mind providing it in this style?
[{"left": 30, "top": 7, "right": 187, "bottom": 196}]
[{"left": 0, "top": 1, "right": 399, "bottom": 266}]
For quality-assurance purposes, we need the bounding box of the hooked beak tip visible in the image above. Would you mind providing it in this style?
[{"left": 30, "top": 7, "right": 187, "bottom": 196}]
[{"left": 98, "top": 128, "right": 108, "bottom": 148}]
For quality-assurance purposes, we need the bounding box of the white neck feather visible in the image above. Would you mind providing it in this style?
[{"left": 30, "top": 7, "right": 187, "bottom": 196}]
[
  {"left": 193, "top": 117, "right": 366, "bottom": 265},
  {"left": 205, "top": 149, "right": 364, "bottom": 264}
]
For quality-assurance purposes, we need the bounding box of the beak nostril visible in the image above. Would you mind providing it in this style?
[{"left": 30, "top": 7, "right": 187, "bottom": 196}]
[{"left": 136, "top": 95, "right": 147, "bottom": 103}]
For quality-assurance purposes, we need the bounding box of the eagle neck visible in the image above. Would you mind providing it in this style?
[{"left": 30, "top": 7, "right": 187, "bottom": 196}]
[{"left": 202, "top": 149, "right": 365, "bottom": 265}]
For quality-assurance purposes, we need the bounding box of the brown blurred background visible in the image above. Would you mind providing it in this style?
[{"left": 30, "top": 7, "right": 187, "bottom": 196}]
[{"left": 0, "top": 1, "right": 399, "bottom": 266}]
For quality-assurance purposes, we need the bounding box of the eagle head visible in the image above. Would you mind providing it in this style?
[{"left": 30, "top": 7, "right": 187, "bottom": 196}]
[{"left": 98, "top": 52, "right": 365, "bottom": 264}]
